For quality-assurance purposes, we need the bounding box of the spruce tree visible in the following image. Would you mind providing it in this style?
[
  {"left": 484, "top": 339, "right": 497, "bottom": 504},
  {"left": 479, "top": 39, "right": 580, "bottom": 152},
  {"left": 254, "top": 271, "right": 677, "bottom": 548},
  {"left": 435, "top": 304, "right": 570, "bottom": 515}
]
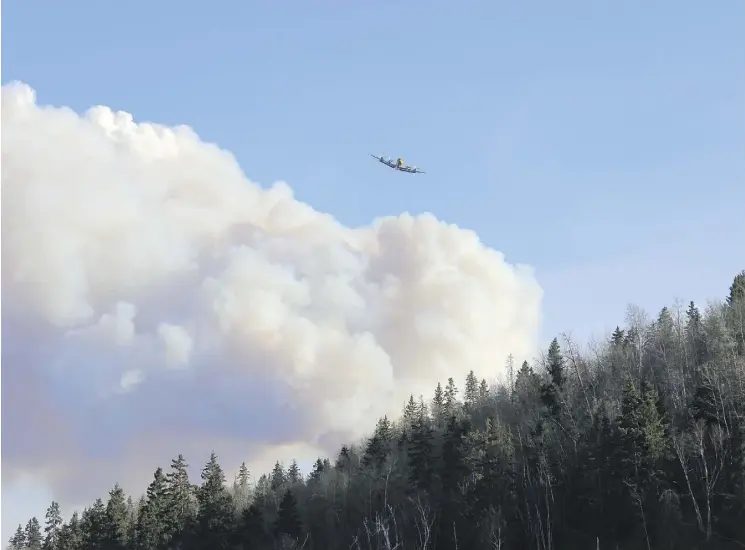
[
  {"left": 287, "top": 459, "right": 302, "bottom": 484},
  {"left": 432, "top": 382, "right": 446, "bottom": 426},
  {"left": 270, "top": 460, "right": 286, "bottom": 491},
  {"left": 136, "top": 467, "right": 170, "bottom": 550},
  {"left": 541, "top": 338, "right": 565, "bottom": 417},
  {"left": 81, "top": 499, "right": 107, "bottom": 549},
  {"left": 408, "top": 407, "right": 435, "bottom": 489},
  {"left": 194, "top": 452, "right": 234, "bottom": 549},
  {"left": 166, "top": 454, "right": 195, "bottom": 543},
  {"left": 43, "top": 501, "right": 63, "bottom": 550},
  {"left": 274, "top": 489, "right": 302, "bottom": 539},
  {"left": 236, "top": 504, "right": 269, "bottom": 548},
  {"left": 9, "top": 525, "right": 26, "bottom": 550},
  {"left": 24, "top": 518, "right": 44, "bottom": 550},
  {"left": 57, "top": 512, "right": 83, "bottom": 550},
  {"left": 104, "top": 484, "right": 129, "bottom": 549},
  {"left": 444, "top": 377, "right": 459, "bottom": 417},
  {"left": 464, "top": 370, "right": 479, "bottom": 408}
]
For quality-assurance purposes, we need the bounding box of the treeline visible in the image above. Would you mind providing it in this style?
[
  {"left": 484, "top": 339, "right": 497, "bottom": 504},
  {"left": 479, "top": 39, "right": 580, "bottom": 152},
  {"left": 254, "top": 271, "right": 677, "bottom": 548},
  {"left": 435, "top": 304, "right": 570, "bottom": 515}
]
[{"left": 9, "top": 272, "right": 745, "bottom": 550}]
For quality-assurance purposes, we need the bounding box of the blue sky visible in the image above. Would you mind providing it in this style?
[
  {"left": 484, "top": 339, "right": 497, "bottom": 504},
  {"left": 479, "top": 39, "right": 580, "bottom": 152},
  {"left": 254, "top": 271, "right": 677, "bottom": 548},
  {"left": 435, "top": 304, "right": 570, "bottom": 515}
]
[{"left": 2, "top": 0, "right": 744, "bottom": 539}]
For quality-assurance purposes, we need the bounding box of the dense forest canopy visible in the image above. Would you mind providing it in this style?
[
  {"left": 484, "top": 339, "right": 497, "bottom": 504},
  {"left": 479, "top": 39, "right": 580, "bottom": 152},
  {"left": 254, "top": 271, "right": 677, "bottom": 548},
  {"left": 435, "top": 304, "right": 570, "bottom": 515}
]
[{"left": 8, "top": 271, "right": 745, "bottom": 550}]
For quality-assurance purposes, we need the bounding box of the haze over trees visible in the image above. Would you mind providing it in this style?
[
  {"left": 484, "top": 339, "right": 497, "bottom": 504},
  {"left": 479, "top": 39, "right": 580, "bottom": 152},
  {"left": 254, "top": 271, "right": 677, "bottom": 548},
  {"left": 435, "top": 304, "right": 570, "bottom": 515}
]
[{"left": 8, "top": 274, "right": 745, "bottom": 549}]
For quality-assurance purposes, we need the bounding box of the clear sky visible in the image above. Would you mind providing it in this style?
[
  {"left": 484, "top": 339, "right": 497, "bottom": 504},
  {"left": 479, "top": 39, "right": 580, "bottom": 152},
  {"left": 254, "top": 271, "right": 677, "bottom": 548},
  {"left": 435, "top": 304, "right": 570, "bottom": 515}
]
[{"left": 2, "top": 0, "right": 744, "bottom": 542}]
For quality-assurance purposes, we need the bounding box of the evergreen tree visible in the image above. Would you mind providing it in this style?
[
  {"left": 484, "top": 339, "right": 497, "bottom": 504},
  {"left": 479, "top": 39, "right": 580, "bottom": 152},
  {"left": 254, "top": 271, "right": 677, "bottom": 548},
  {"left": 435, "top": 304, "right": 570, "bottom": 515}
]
[
  {"left": 408, "top": 406, "right": 435, "bottom": 489},
  {"left": 103, "top": 484, "right": 129, "bottom": 549},
  {"left": 308, "top": 457, "right": 326, "bottom": 483},
  {"left": 363, "top": 415, "right": 392, "bottom": 469},
  {"left": 9, "top": 525, "right": 26, "bottom": 550},
  {"left": 235, "top": 504, "right": 269, "bottom": 549},
  {"left": 686, "top": 301, "right": 708, "bottom": 365},
  {"left": 57, "top": 512, "right": 83, "bottom": 550},
  {"left": 166, "top": 454, "right": 195, "bottom": 543},
  {"left": 541, "top": 337, "right": 565, "bottom": 417},
  {"left": 402, "top": 394, "right": 418, "bottom": 427},
  {"left": 81, "top": 499, "right": 108, "bottom": 550},
  {"left": 464, "top": 369, "right": 479, "bottom": 407},
  {"left": 194, "top": 452, "right": 234, "bottom": 549},
  {"left": 43, "top": 501, "right": 63, "bottom": 550},
  {"left": 274, "top": 490, "right": 302, "bottom": 540},
  {"left": 287, "top": 459, "right": 302, "bottom": 484},
  {"left": 726, "top": 270, "right": 745, "bottom": 306},
  {"left": 444, "top": 376, "right": 459, "bottom": 417},
  {"left": 478, "top": 378, "right": 489, "bottom": 404},
  {"left": 431, "top": 382, "right": 445, "bottom": 425},
  {"left": 135, "top": 467, "right": 171, "bottom": 550},
  {"left": 25, "top": 517, "right": 44, "bottom": 550},
  {"left": 270, "top": 460, "right": 286, "bottom": 491},
  {"left": 611, "top": 326, "right": 626, "bottom": 347},
  {"left": 236, "top": 462, "right": 250, "bottom": 488}
]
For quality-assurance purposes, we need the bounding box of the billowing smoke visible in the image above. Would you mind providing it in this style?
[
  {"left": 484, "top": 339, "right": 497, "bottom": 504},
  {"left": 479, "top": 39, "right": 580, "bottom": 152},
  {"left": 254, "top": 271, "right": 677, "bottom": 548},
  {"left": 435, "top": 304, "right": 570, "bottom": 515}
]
[{"left": 1, "top": 82, "right": 542, "bottom": 510}]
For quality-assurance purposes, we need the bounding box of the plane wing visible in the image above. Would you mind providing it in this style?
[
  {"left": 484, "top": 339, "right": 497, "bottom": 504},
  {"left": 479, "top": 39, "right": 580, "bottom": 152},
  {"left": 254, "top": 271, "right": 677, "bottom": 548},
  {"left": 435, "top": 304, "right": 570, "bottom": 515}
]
[
  {"left": 371, "top": 154, "right": 397, "bottom": 168},
  {"left": 370, "top": 154, "right": 425, "bottom": 173}
]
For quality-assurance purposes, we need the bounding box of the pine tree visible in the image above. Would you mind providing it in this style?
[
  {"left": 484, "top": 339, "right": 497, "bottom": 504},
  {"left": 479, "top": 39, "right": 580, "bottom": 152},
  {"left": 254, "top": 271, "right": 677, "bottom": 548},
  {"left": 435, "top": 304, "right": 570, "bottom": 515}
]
[
  {"left": 236, "top": 462, "right": 250, "bottom": 488},
  {"left": 274, "top": 489, "right": 302, "bottom": 539},
  {"left": 308, "top": 457, "right": 326, "bottom": 483},
  {"left": 546, "top": 337, "right": 565, "bottom": 388},
  {"left": 25, "top": 517, "right": 44, "bottom": 550},
  {"left": 166, "top": 454, "right": 195, "bottom": 543},
  {"left": 506, "top": 353, "right": 515, "bottom": 395},
  {"left": 57, "top": 512, "right": 83, "bottom": 550},
  {"left": 103, "top": 484, "right": 129, "bottom": 549},
  {"left": 194, "top": 452, "right": 234, "bottom": 549},
  {"left": 9, "top": 524, "right": 26, "bottom": 550},
  {"left": 43, "top": 501, "right": 63, "bottom": 550},
  {"left": 233, "top": 462, "right": 252, "bottom": 512},
  {"left": 444, "top": 377, "right": 459, "bottom": 417},
  {"left": 81, "top": 499, "right": 108, "bottom": 549},
  {"left": 334, "top": 446, "right": 351, "bottom": 471},
  {"left": 363, "top": 416, "right": 392, "bottom": 469},
  {"left": 686, "top": 301, "right": 708, "bottom": 365},
  {"left": 135, "top": 467, "right": 171, "bottom": 550},
  {"left": 287, "top": 459, "right": 302, "bottom": 484},
  {"left": 270, "top": 460, "right": 286, "bottom": 491},
  {"left": 402, "top": 394, "right": 418, "bottom": 427},
  {"left": 727, "top": 270, "right": 745, "bottom": 306},
  {"left": 478, "top": 378, "right": 489, "bottom": 403},
  {"left": 408, "top": 406, "right": 435, "bottom": 489},
  {"left": 464, "top": 370, "right": 479, "bottom": 408},
  {"left": 611, "top": 326, "right": 626, "bottom": 347},
  {"left": 541, "top": 338, "right": 565, "bottom": 417},
  {"left": 431, "top": 382, "right": 446, "bottom": 426},
  {"left": 236, "top": 504, "right": 268, "bottom": 548}
]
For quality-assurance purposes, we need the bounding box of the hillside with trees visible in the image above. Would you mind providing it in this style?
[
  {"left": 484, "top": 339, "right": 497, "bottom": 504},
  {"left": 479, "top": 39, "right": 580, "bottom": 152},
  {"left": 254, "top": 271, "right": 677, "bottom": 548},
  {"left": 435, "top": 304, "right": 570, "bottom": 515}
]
[{"left": 8, "top": 271, "right": 745, "bottom": 550}]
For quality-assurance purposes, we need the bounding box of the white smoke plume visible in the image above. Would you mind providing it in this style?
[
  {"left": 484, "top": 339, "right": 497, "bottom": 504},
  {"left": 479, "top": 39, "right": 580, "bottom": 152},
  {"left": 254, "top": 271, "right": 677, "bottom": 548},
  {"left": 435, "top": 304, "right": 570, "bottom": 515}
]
[{"left": 1, "top": 82, "right": 543, "bottom": 510}]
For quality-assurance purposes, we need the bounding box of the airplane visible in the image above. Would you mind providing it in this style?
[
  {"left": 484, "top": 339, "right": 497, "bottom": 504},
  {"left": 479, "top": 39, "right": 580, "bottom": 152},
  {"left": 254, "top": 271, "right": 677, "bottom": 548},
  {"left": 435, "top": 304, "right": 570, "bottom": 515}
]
[{"left": 370, "top": 154, "right": 426, "bottom": 174}]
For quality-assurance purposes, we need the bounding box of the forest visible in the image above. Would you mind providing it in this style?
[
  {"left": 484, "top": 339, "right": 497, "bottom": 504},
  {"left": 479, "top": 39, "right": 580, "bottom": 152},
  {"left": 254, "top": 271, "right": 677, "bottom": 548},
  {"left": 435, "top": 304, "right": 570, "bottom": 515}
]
[{"left": 8, "top": 271, "right": 745, "bottom": 550}]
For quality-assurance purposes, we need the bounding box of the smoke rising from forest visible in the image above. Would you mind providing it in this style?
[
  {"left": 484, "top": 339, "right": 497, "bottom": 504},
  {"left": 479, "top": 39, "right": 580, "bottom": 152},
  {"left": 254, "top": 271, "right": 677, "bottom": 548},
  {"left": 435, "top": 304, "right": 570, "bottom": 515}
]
[{"left": 1, "top": 82, "right": 543, "bottom": 507}]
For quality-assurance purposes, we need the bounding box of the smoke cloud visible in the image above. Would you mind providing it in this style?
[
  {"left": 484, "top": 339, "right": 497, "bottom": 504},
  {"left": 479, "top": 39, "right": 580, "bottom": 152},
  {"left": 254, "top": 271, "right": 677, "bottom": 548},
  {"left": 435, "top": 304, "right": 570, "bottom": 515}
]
[{"left": 1, "top": 82, "right": 542, "bottom": 510}]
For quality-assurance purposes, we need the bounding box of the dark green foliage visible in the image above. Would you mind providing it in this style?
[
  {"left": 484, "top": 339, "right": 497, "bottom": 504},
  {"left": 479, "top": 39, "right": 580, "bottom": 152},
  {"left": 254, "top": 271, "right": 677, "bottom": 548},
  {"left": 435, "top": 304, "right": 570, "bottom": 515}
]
[
  {"left": 104, "top": 484, "right": 129, "bottom": 549},
  {"left": 727, "top": 270, "right": 745, "bottom": 306},
  {"left": 43, "top": 501, "right": 63, "bottom": 550},
  {"left": 24, "top": 518, "right": 43, "bottom": 550},
  {"left": 135, "top": 467, "right": 170, "bottom": 550},
  {"left": 362, "top": 415, "right": 392, "bottom": 469},
  {"left": 9, "top": 525, "right": 26, "bottom": 550},
  {"left": 10, "top": 271, "right": 745, "bottom": 550},
  {"left": 274, "top": 490, "right": 302, "bottom": 539},
  {"left": 541, "top": 337, "right": 565, "bottom": 417},
  {"left": 193, "top": 452, "right": 234, "bottom": 549}
]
